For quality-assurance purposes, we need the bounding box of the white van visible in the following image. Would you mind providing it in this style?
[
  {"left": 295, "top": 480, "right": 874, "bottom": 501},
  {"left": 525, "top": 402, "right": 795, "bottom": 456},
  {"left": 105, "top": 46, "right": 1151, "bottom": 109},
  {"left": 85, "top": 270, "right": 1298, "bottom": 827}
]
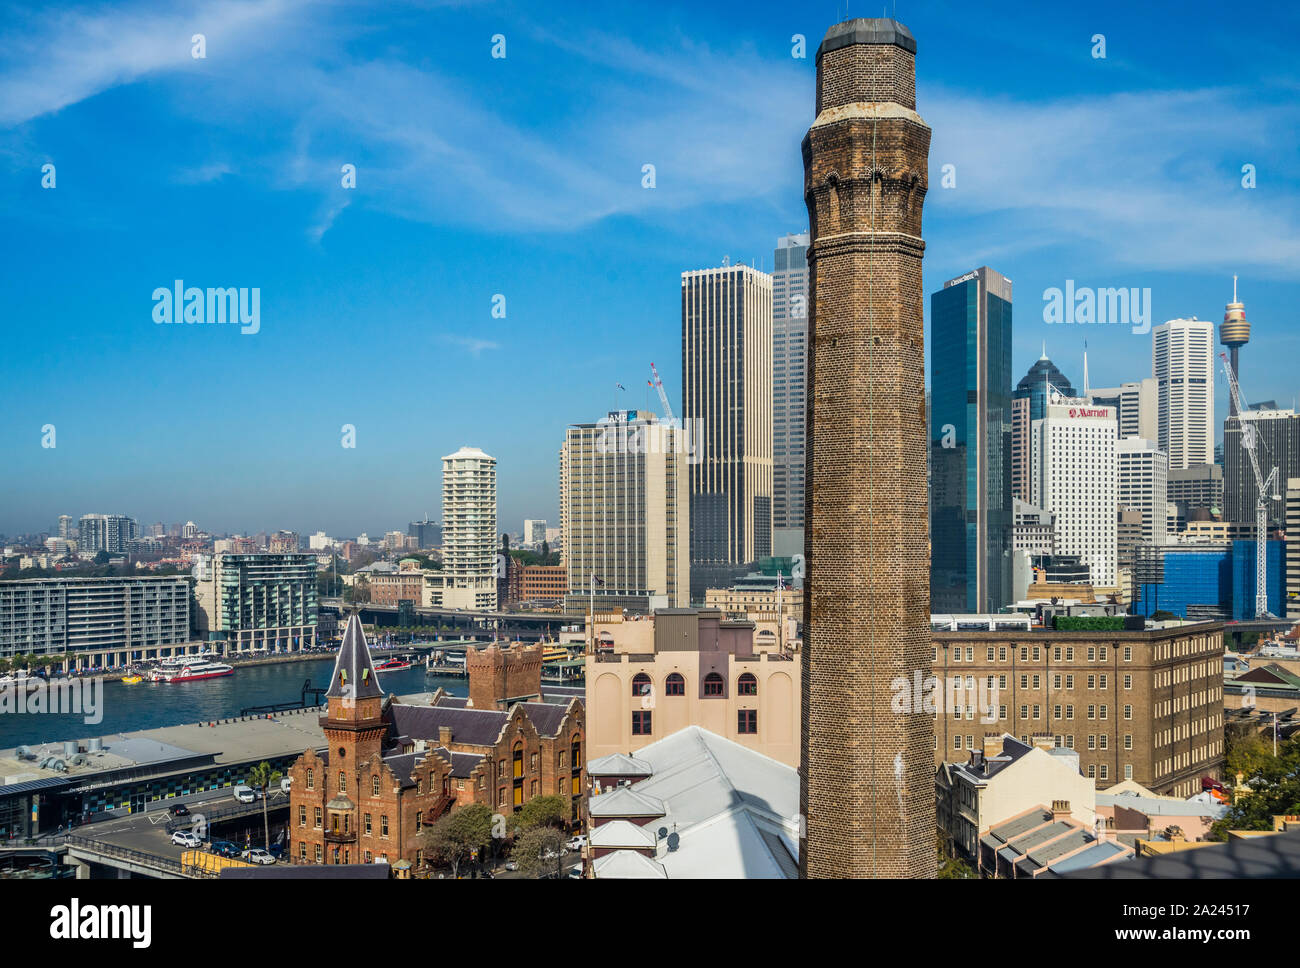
[{"left": 233, "top": 785, "right": 257, "bottom": 804}]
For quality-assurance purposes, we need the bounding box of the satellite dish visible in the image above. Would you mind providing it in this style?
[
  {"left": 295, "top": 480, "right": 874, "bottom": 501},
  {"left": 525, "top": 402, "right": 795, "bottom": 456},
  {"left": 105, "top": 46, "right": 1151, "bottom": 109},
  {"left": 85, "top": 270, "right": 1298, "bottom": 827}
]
[
  {"left": 657, "top": 826, "right": 668, "bottom": 840},
  {"left": 666, "top": 832, "right": 680, "bottom": 852}
]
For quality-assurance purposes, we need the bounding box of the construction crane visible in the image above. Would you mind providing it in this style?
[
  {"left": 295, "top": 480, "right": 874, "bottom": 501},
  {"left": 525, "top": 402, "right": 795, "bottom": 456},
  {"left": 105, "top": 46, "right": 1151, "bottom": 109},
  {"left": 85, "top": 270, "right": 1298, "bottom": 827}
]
[
  {"left": 1220, "top": 351, "right": 1280, "bottom": 618},
  {"left": 649, "top": 362, "right": 676, "bottom": 425}
]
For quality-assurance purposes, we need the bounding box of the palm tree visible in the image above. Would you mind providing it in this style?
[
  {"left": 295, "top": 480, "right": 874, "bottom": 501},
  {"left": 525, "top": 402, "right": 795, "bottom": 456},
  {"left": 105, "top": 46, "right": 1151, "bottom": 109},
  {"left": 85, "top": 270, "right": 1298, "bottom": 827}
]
[{"left": 247, "top": 761, "right": 283, "bottom": 851}]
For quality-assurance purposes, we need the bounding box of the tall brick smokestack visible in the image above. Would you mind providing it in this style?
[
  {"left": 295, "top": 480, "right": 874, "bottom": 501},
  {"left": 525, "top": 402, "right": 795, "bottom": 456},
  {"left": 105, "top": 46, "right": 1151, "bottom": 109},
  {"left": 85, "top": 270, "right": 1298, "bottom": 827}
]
[{"left": 799, "top": 18, "right": 936, "bottom": 878}]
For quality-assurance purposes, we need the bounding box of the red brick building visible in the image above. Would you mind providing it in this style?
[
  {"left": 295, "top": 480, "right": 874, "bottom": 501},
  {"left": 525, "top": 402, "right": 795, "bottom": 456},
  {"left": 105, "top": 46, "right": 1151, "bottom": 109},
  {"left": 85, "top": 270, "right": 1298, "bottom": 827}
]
[{"left": 288, "top": 613, "right": 586, "bottom": 869}]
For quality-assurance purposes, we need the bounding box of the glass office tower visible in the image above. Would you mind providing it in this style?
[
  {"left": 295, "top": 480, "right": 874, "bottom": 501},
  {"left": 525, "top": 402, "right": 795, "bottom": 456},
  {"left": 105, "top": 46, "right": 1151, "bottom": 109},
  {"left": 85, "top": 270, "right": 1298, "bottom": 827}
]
[{"left": 929, "top": 267, "right": 1013, "bottom": 613}]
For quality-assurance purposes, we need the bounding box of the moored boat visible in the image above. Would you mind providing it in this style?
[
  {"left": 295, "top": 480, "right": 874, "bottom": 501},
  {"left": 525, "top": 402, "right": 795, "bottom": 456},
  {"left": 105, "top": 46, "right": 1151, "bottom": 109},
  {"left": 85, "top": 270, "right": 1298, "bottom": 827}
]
[{"left": 149, "top": 660, "right": 235, "bottom": 683}]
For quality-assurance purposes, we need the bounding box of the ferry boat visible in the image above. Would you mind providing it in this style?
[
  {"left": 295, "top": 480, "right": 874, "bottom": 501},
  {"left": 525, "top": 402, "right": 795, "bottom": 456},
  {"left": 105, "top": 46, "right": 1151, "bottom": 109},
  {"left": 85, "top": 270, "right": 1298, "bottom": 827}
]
[
  {"left": 375, "top": 657, "right": 413, "bottom": 672},
  {"left": 149, "top": 660, "right": 235, "bottom": 683}
]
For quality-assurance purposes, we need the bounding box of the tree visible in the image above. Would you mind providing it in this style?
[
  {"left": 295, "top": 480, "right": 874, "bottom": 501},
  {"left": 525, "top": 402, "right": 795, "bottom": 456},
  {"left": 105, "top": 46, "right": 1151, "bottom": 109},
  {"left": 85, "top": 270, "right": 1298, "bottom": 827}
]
[
  {"left": 421, "top": 804, "right": 494, "bottom": 878},
  {"left": 1225, "top": 729, "right": 1273, "bottom": 781},
  {"left": 93, "top": 550, "right": 110, "bottom": 565},
  {"left": 512, "top": 794, "right": 567, "bottom": 834},
  {"left": 247, "top": 761, "right": 283, "bottom": 851},
  {"left": 540, "top": 539, "right": 549, "bottom": 560},
  {"left": 511, "top": 825, "right": 566, "bottom": 879},
  {"left": 1209, "top": 735, "right": 1300, "bottom": 839}
]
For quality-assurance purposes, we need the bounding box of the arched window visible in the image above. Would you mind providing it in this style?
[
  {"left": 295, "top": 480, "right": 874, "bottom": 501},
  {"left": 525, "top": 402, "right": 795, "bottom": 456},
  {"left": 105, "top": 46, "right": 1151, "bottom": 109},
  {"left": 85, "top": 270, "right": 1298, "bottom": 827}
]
[
  {"left": 305, "top": 768, "right": 314, "bottom": 790},
  {"left": 632, "top": 673, "right": 652, "bottom": 697},
  {"left": 704, "top": 673, "right": 724, "bottom": 696},
  {"left": 371, "top": 775, "right": 380, "bottom": 796},
  {"left": 665, "top": 673, "right": 685, "bottom": 696},
  {"left": 738, "top": 673, "right": 758, "bottom": 696}
]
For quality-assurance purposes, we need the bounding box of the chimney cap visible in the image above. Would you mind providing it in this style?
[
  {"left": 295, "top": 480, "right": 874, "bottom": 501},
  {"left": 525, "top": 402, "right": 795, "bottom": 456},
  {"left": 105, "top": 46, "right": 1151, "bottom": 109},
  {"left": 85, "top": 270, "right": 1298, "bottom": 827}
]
[{"left": 820, "top": 18, "right": 917, "bottom": 57}]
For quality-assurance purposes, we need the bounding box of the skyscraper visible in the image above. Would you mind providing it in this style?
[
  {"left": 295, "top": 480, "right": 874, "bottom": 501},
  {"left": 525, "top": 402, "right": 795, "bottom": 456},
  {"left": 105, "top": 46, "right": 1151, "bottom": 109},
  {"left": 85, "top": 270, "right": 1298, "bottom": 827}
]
[
  {"left": 1031, "top": 398, "right": 1118, "bottom": 588},
  {"left": 560, "top": 410, "right": 689, "bottom": 612},
  {"left": 1153, "top": 318, "right": 1215, "bottom": 469},
  {"left": 1224, "top": 408, "right": 1299, "bottom": 530},
  {"left": 438, "top": 447, "right": 497, "bottom": 610},
  {"left": 929, "top": 266, "right": 1013, "bottom": 614},
  {"left": 1089, "top": 378, "right": 1157, "bottom": 441},
  {"left": 681, "top": 262, "right": 773, "bottom": 599},
  {"left": 1011, "top": 351, "right": 1076, "bottom": 503},
  {"left": 800, "top": 17, "right": 935, "bottom": 878},
  {"left": 772, "top": 231, "right": 810, "bottom": 556},
  {"left": 1117, "top": 437, "right": 1168, "bottom": 548}
]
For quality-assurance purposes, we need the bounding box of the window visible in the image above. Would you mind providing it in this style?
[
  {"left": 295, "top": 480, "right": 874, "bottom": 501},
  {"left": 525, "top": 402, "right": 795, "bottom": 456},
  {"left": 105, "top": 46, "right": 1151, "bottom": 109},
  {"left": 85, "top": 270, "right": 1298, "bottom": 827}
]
[
  {"left": 738, "top": 709, "right": 758, "bottom": 734},
  {"left": 1100, "top": 764, "right": 1109, "bottom": 780},
  {"left": 954, "top": 736, "right": 963, "bottom": 750},
  {"left": 665, "top": 673, "right": 685, "bottom": 696},
  {"left": 364, "top": 813, "right": 372, "bottom": 835},
  {"left": 315, "top": 844, "right": 323, "bottom": 863},
  {"left": 1020, "top": 675, "right": 1028, "bottom": 690},
  {"left": 298, "top": 806, "right": 306, "bottom": 828},
  {"left": 371, "top": 775, "right": 380, "bottom": 796},
  {"left": 338, "top": 772, "right": 346, "bottom": 793},
  {"left": 381, "top": 816, "right": 389, "bottom": 838},
  {"left": 704, "top": 673, "right": 724, "bottom": 696},
  {"left": 632, "top": 710, "right": 652, "bottom": 735},
  {"left": 299, "top": 842, "right": 307, "bottom": 861},
  {"left": 305, "top": 769, "right": 314, "bottom": 791},
  {"left": 1124, "top": 734, "right": 1133, "bottom": 750},
  {"left": 1088, "top": 735, "right": 1097, "bottom": 750},
  {"left": 1123, "top": 647, "right": 1132, "bottom": 661},
  {"left": 1123, "top": 704, "right": 1132, "bottom": 720},
  {"left": 632, "top": 673, "right": 652, "bottom": 698},
  {"left": 314, "top": 807, "right": 322, "bottom": 829},
  {"left": 1099, "top": 675, "right": 1108, "bottom": 690},
  {"left": 1124, "top": 764, "right": 1133, "bottom": 780},
  {"left": 1123, "top": 674, "right": 1132, "bottom": 690},
  {"left": 987, "top": 647, "right": 995, "bottom": 661},
  {"left": 1066, "top": 648, "right": 1074, "bottom": 661},
  {"left": 998, "top": 647, "right": 1007, "bottom": 661},
  {"left": 738, "top": 673, "right": 758, "bottom": 696}
]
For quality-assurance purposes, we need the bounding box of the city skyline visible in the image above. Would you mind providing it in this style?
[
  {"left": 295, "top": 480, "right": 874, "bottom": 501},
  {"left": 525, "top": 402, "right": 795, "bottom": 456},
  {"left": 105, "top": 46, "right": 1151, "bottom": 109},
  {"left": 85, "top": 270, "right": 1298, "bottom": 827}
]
[{"left": 2, "top": 0, "right": 1299, "bottom": 538}]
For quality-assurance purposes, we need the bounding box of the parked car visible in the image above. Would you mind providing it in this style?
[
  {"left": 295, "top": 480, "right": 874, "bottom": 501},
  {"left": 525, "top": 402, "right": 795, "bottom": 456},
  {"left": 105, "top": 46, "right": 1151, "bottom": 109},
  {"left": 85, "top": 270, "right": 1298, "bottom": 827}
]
[
  {"left": 168, "top": 803, "right": 190, "bottom": 817},
  {"left": 171, "top": 831, "right": 202, "bottom": 848},
  {"left": 241, "top": 848, "right": 276, "bottom": 865},
  {"left": 209, "top": 840, "right": 239, "bottom": 858},
  {"left": 565, "top": 835, "right": 586, "bottom": 852},
  {"left": 503, "top": 860, "right": 519, "bottom": 871}
]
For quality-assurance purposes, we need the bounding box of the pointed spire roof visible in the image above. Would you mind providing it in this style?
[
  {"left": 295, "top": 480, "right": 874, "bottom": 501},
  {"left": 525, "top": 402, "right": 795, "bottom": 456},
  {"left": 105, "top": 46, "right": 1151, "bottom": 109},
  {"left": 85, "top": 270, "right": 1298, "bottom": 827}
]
[{"left": 327, "top": 611, "right": 385, "bottom": 701}]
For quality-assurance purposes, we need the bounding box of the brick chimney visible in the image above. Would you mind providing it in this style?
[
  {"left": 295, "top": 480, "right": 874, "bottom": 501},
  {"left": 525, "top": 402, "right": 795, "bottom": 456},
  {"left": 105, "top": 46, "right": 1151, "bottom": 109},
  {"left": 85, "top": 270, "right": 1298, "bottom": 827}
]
[
  {"left": 1050, "top": 800, "right": 1071, "bottom": 820},
  {"left": 983, "top": 733, "right": 1003, "bottom": 762},
  {"left": 1031, "top": 735, "right": 1055, "bottom": 752},
  {"left": 438, "top": 726, "right": 453, "bottom": 747}
]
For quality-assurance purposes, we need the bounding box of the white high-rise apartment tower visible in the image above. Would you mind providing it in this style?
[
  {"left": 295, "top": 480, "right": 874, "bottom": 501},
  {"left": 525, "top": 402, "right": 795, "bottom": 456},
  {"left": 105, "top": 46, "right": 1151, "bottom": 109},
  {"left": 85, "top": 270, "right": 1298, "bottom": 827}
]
[
  {"left": 1153, "top": 318, "right": 1215, "bottom": 469},
  {"left": 439, "top": 447, "right": 497, "bottom": 610},
  {"left": 1031, "top": 398, "right": 1119, "bottom": 588}
]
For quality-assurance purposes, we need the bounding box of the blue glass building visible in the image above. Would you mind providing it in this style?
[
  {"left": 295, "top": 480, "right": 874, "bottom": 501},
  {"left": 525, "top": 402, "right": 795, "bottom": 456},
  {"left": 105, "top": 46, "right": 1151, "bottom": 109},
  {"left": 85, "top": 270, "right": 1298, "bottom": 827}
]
[
  {"left": 1135, "top": 540, "right": 1284, "bottom": 620},
  {"left": 929, "top": 267, "right": 1013, "bottom": 613}
]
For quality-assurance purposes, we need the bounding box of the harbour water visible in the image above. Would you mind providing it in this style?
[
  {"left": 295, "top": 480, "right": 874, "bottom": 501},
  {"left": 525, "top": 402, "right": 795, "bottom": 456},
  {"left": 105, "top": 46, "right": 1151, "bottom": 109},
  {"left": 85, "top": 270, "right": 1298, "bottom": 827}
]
[{"left": 0, "top": 657, "right": 467, "bottom": 751}]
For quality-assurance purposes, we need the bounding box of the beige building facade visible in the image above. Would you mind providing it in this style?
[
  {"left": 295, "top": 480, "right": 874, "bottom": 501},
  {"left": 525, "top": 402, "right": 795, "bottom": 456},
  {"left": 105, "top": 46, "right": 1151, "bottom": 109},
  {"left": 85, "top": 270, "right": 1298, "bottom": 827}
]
[{"left": 585, "top": 609, "right": 799, "bottom": 767}]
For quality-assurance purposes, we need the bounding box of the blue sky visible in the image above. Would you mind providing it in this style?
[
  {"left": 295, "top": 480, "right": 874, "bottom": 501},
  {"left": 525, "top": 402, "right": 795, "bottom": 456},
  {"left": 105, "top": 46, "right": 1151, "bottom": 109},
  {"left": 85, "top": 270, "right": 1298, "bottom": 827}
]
[{"left": 2, "top": 0, "right": 1298, "bottom": 538}]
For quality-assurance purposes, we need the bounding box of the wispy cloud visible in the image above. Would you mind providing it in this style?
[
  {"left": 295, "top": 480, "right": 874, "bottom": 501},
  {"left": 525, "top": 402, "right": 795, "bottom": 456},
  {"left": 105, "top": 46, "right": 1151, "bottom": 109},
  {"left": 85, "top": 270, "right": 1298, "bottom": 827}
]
[
  {"left": 439, "top": 333, "right": 499, "bottom": 356},
  {"left": 1, "top": 1, "right": 1297, "bottom": 279}
]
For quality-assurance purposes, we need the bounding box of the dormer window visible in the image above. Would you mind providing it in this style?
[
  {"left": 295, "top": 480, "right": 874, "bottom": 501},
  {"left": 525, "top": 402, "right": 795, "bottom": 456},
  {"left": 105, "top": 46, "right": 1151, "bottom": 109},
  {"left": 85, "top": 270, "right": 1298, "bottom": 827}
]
[{"left": 371, "top": 775, "right": 380, "bottom": 796}]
